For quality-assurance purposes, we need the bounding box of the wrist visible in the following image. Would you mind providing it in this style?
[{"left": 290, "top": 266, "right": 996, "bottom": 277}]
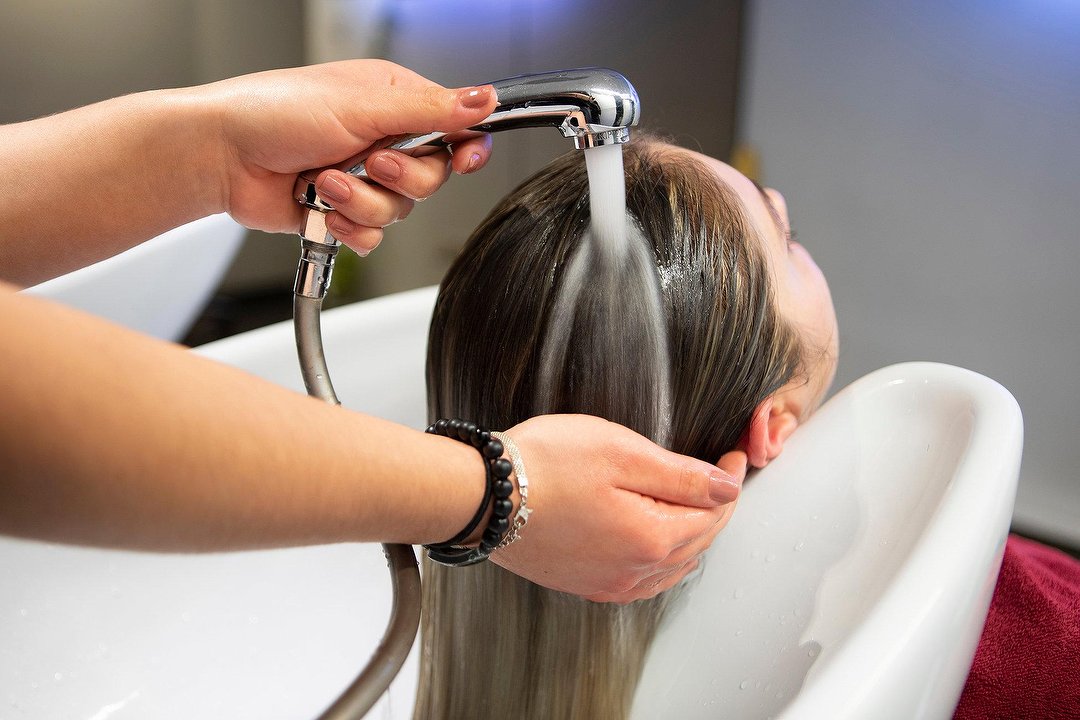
[
  {"left": 415, "top": 428, "right": 522, "bottom": 548},
  {"left": 421, "top": 420, "right": 520, "bottom": 565},
  {"left": 412, "top": 432, "right": 489, "bottom": 545},
  {"left": 154, "top": 85, "right": 231, "bottom": 218}
]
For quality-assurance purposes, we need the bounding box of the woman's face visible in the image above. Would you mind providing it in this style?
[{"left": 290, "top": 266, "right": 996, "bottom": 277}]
[{"left": 676, "top": 148, "right": 840, "bottom": 415}]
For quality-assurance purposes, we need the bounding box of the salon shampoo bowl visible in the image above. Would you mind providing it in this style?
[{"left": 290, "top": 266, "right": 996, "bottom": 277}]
[
  {"left": 0, "top": 286, "right": 1022, "bottom": 719},
  {"left": 23, "top": 213, "right": 245, "bottom": 342}
]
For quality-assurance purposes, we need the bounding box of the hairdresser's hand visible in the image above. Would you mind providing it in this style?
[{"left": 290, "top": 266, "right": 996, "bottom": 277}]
[
  {"left": 202, "top": 59, "right": 497, "bottom": 254},
  {"left": 494, "top": 415, "right": 747, "bottom": 604}
]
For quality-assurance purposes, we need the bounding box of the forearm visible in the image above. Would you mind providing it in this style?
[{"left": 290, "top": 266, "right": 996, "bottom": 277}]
[
  {"left": 0, "top": 89, "right": 224, "bottom": 286},
  {"left": 0, "top": 285, "right": 481, "bottom": 551}
]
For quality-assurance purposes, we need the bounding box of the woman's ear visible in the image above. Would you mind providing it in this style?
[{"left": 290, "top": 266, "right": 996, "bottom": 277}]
[{"left": 741, "top": 396, "right": 800, "bottom": 469}]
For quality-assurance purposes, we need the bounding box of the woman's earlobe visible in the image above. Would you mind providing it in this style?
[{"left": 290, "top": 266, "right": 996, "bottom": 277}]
[{"left": 742, "top": 397, "right": 799, "bottom": 469}]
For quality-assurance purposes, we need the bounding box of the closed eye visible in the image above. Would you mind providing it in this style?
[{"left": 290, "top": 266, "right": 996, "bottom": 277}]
[{"left": 750, "top": 179, "right": 789, "bottom": 246}]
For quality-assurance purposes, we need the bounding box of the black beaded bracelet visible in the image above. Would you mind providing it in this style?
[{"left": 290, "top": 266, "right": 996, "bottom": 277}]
[{"left": 423, "top": 419, "right": 516, "bottom": 567}]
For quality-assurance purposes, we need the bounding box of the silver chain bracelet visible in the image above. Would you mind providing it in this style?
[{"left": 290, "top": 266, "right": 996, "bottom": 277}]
[{"left": 491, "top": 431, "right": 530, "bottom": 549}]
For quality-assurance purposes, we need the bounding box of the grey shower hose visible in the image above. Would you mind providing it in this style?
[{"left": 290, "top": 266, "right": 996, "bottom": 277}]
[{"left": 293, "top": 294, "right": 423, "bottom": 720}]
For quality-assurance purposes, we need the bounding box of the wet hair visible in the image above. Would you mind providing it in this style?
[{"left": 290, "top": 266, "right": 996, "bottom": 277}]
[{"left": 416, "top": 137, "right": 803, "bottom": 719}]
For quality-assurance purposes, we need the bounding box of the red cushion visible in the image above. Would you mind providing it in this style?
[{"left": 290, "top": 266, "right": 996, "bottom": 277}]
[{"left": 954, "top": 534, "right": 1080, "bottom": 719}]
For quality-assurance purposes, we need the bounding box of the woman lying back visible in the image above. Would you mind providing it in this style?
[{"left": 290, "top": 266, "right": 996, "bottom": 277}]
[{"left": 417, "top": 136, "right": 838, "bottom": 719}]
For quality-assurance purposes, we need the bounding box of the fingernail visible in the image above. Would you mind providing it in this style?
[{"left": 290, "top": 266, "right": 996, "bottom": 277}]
[
  {"left": 708, "top": 470, "right": 742, "bottom": 504},
  {"left": 318, "top": 174, "right": 350, "bottom": 204},
  {"left": 328, "top": 213, "right": 357, "bottom": 235},
  {"left": 462, "top": 152, "right": 482, "bottom": 174},
  {"left": 368, "top": 153, "right": 401, "bottom": 182},
  {"left": 459, "top": 85, "right": 493, "bottom": 109}
]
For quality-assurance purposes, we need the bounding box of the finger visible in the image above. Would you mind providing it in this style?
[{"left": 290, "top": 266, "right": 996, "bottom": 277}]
[
  {"left": 704, "top": 449, "right": 748, "bottom": 504},
  {"left": 635, "top": 557, "right": 701, "bottom": 598},
  {"left": 449, "top": 134, "right": 494, "bottom": 175},
  {"left": 620, "top": 445, "right": 747, "bottom": 509},
  {"left": 659, "top": 517, "right": 724, "bottom": 568},
  {"left": 365, "top": 148, "right": 452, "bottom": 200},
  {"left": 664, "top": 472, "right": 742, "bottom": 550},
  {"left": 639, "top": 465, "right": 742, "bottom": 555},
  {"left": 587, "top": 559, "right": 700, "bottom": 604},
  {"left": 324, "top": 213, "right": 383, "bottom": 256},
  {"left": 353, "top": 83, "right": 498, "bottom": 139},
  {"left": 316, "top": 169, "right": 415, "bottom": 227}
]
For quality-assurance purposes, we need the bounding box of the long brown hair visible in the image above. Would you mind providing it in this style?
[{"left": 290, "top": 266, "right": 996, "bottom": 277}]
[{"left": 416, "top": 138, "right": 803, "bottom": 719}]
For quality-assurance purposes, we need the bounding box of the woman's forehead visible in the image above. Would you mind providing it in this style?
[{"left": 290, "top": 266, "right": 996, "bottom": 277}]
[{"left": 666, "top": 146, "right": 777, "bottom": 243}]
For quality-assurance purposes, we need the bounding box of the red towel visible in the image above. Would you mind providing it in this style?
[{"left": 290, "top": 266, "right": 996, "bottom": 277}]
[{"left": 954, "top": 534, "right": 1080, "bottom": 719}]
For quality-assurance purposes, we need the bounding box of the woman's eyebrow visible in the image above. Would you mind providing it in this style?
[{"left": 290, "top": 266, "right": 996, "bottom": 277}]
[{"left": 751, "top": 179, "right": 786, "bottom": 239}]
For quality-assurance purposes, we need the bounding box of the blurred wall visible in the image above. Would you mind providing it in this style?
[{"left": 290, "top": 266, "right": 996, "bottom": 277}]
[
  {"left": 0, "top": 0, "right": 303, "bottom": 121},
  {"left": 0, "top": 0, "right": 197, "bottom": 123},
  {"left": 739, "top": 1, "right": 1080, "bottom": 546},
  {"left": 0, "top": 0, "right": 305, "bottom": 293}
]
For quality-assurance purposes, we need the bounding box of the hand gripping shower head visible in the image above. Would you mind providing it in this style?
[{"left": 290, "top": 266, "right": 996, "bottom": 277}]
[
  {"left": 292, "top": 67, "right": 641, "bottom": 301},
  {"left": 290, "top": 68, "right": 640, "bottom": 720}
]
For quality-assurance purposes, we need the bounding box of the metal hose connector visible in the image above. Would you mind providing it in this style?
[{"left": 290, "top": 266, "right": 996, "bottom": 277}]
[{"left": 293, "top": 293, "right": 422, "bottom": 720}]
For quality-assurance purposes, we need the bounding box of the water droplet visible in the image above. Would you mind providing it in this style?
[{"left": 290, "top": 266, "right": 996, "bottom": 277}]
[
  {"left": 793, "top": 607, "right": 802, "bottom": 617},
  {"left": 732, "top": 587, "right": 744, "bottom": 599},
  {"left": 779, "top": 615, "right": 788, "bottom": 625},
  {"left": 735, "top": 629, "right": 744, "bottom": 637},
  {"left": 30, "top": 683, "right": 38, "bottom": 690},
  {"left": 765, "top": 554, "right": 776, "bottom": 563},
  {"left": 54, "top": 672, "right": 62, "bottom": 682},
  {"left": 19, "top": 608, "right": 27, "bottom": 617},
  {"left": 811, "top": 514, "right": 819, "bottom": 521},
  {"left": 808, "top": 646, "right": 820, "bottom": 657},
  {"left": 793, "top": 541, "right": 805, "bottom": 551},
  {"left": 739, "top": 679, "right": 750, "bottom": 690},
  {"left": 316, "top": 374, "right": 323, "bottom": 380}
]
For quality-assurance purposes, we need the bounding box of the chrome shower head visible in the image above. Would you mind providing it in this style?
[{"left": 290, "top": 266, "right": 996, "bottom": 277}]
[{"left": 481, "top": 67, "right": 641, "bottom": 149}]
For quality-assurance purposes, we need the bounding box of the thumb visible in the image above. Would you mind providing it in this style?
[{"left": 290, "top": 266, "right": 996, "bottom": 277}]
[
  {"left": 358, "top": 84, "right": 498, "bottom": 138},
  {"left": 621, "top": 446, "right": 747, "bottom": 509},
  {"left": 714, "top": 450, "right": 749, "bottom": 500}
]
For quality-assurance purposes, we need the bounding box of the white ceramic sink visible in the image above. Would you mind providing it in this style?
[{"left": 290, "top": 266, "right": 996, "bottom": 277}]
[
  {"left": 23, "top": 214, "right": 245, "bottom": 341},
  {"left": 0, "top": 286, "right": 1022, "bottom": 719}
]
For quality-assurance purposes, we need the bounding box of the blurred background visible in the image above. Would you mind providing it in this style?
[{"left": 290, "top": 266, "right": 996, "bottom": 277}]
[{"left": 2, "top": 0, "right": 1077, "bottom": 549}]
